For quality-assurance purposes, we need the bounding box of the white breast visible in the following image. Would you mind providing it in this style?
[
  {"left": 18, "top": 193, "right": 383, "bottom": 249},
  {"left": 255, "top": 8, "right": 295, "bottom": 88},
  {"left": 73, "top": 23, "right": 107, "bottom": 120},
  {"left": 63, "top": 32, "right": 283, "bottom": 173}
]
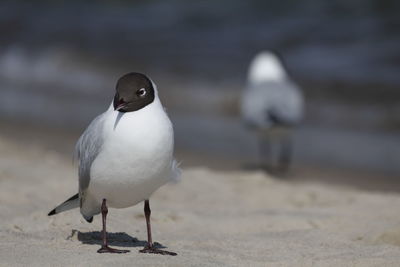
[{"left": 88, "top": 99, "right": 174, "bottom": 208}]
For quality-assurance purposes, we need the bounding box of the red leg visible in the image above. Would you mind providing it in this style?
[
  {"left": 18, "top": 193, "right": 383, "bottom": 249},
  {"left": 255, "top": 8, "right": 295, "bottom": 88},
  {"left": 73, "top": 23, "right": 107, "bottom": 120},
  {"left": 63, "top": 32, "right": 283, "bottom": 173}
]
[
  {"left": 97, "top": 199, "right": 129, "bottom": 253},
  {"left": 139, "top": 199, "right": 177, "bottom": 256}
]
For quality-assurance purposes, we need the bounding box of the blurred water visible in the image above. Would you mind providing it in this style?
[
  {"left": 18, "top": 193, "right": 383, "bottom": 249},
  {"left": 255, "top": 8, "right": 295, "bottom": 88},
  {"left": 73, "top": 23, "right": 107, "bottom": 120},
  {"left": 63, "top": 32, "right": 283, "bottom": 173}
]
[
  {"left": 0, "top": 1, "right": 399, "bottom": 86},
  {"left": 0, "top": 1, "right": 399, "bottom": 173}
]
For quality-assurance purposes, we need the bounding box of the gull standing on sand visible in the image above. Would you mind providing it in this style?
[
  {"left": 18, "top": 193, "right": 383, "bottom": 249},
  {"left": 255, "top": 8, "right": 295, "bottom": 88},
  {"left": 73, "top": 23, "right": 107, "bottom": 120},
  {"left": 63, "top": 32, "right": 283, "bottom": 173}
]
[
  {"left": 241, "top": 51, "right": 304, "bottom": 171},
  {"left": 48, "top": 72, "right": 180, "bottom": 255}
]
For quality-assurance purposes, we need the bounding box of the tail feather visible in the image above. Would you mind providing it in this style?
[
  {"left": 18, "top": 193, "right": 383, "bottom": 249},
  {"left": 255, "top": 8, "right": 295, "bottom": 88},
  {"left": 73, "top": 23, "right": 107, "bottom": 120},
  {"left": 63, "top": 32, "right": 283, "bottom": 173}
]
[{"left": 48, "top": 193, "right": 79, "bottom": 216}]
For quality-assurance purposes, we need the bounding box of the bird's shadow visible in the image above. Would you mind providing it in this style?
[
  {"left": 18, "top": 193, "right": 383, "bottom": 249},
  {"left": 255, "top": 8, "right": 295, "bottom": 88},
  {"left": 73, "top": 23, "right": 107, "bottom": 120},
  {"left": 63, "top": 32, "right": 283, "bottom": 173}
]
[{"left": 71, "top": 230, "right": 166, "bottom": 249}]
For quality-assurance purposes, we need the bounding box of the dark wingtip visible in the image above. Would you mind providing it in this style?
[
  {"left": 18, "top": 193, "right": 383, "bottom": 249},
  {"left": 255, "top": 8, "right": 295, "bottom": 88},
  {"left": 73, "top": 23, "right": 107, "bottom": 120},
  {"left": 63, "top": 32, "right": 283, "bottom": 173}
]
[
  {"left": 48, "top": 209, "right": 56, "bottom": 216},
  {"left": 85, "top": 216, "right": 93, "bottom": 223}
]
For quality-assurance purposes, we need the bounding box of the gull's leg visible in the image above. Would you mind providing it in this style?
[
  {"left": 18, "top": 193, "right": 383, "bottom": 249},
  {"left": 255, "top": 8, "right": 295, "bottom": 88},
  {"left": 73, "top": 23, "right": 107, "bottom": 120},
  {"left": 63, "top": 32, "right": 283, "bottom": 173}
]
[
  {"left": 277, "top": 134, "right": 292, "bottom": 173},
  {"left": 258, "top": 131, "right": 272, "bottom": 170},
  {"left": 139, "top": 199, "right": 177, "bottom": 256},
  {"left": 97, "top": 199, "right": 129, "bottom": 253}
]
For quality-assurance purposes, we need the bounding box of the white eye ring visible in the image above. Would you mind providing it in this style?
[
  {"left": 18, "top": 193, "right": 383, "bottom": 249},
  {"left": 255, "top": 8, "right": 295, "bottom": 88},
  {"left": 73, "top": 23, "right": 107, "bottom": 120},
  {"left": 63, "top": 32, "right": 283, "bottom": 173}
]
[{"left": 137, "top": 88, "right": 147, "bottom": 97}]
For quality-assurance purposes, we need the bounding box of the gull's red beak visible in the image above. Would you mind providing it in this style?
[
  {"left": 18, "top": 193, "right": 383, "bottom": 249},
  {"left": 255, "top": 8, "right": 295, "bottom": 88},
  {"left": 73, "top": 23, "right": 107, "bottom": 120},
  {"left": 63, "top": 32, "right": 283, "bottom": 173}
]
[{"left": 115, "top": 99, "right": 127, "bottom": 111}]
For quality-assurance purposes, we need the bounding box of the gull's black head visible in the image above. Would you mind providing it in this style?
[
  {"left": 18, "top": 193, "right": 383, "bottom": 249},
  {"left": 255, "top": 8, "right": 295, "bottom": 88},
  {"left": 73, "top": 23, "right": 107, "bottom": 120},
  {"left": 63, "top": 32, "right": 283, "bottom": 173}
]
[{"left": 113, "top": 72, "right": 155, "bottom": 112}]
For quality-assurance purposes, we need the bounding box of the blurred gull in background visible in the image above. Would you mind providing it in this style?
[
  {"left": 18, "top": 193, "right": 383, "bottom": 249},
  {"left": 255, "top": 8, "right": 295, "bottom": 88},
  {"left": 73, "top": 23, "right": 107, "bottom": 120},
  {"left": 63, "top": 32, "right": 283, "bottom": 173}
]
[{"left": 241, "top": 51, "right": 304, "bottom": 172}]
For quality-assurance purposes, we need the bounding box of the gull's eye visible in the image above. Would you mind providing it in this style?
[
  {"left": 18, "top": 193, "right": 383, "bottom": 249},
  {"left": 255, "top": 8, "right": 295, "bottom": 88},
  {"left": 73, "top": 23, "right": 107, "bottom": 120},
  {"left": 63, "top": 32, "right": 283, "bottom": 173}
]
[{"left": 136, "top": 88, "right": 147, "bottom": 97}]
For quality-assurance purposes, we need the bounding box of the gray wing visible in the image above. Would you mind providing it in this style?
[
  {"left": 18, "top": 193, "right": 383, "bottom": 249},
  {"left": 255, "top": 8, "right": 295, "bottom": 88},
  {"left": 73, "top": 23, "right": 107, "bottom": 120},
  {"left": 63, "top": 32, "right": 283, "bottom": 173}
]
[
  {"left": 265, "top": 80, "right": 304, "bottom": 125},
  {"left": 241, "top": 80, "right": 304, "bottom": 128},
  {"left": 75, "top": 113, "right": 106, "bottom": 193}
]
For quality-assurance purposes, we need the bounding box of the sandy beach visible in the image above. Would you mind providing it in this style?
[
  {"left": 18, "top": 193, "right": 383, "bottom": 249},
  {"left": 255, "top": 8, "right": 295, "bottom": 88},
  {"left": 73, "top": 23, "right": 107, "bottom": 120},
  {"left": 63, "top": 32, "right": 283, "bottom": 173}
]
[{"left": 0, "top": 128, "right": 400, "bottom": 267}]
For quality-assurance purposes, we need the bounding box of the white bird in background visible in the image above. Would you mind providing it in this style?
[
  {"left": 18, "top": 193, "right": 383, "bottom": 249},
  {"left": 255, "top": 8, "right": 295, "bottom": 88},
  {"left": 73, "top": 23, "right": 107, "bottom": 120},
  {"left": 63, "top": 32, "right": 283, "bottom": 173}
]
[
  {"left": 48, "top": 72, "right": 180, "bottom": 255},
  {"left": 241, "top": 51, "right": 304, "bottom": 172}
]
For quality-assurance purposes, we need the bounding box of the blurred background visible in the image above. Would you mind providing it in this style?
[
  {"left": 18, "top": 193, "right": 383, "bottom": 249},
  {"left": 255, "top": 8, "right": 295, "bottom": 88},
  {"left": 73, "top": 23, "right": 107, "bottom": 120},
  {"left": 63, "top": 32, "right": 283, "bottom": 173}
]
[{"left": 0, "top": 0, "right": 399, "bottom": 190}]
